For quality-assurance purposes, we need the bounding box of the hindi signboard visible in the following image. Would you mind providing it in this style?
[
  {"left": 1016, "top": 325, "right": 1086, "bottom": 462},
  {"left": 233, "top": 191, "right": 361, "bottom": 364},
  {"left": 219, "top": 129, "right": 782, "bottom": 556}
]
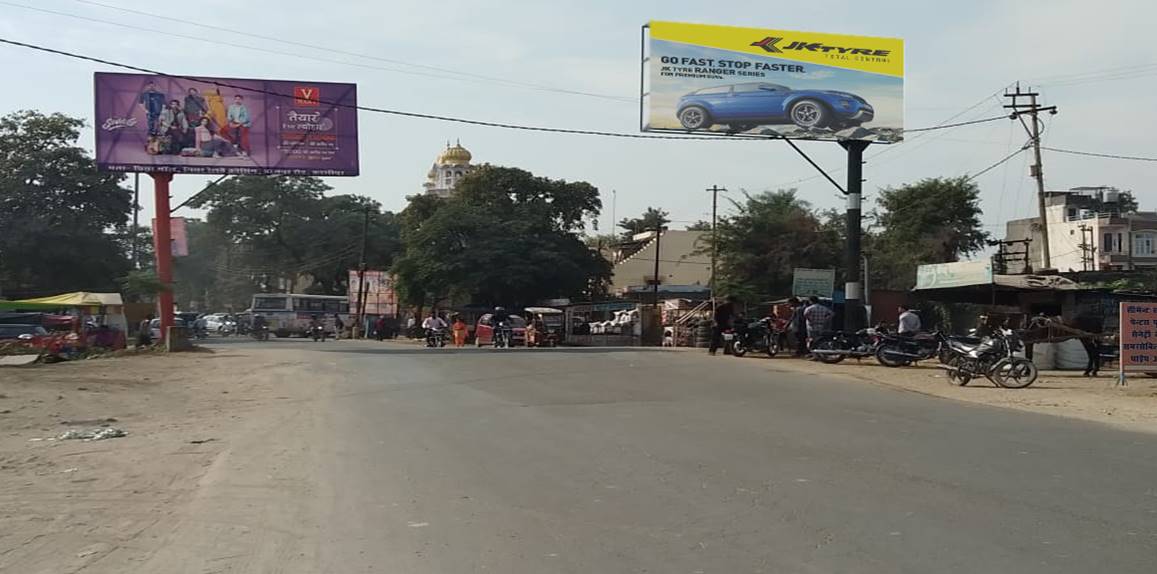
[
  {"left": 348, "top": 270, "right": 397, "bottom": 317},
  {"left": 94, "top": 72, "right": 359, "bottom": 176},
  {"left": 642, "top": 21, "right": 903, "bottom": 142},
  {"left": 1119, "top": 302, "right": 1157, "bottom": 376},
  {"left": 792, "top": 268, "right": 836, "bottom": 298},
  {"left": 915, "top": 260, "right": 994, "bottom": 290}
]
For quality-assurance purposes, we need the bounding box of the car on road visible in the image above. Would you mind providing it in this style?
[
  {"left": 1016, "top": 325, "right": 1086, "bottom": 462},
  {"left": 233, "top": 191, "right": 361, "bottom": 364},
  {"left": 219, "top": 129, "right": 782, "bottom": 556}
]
[
  {"left": 474, "top": 314, "right": 527, "bottom": 347},
  {"left": 0, "top": 323, "right": 49, "bottom": 341},
  {"left": 201, "top": 313, "right": 233, "bottom": 332},
  {"left": 149, "top": 317, "right": 187, "bottom": 340},
  {"left": 675, "top": 82, "right": 874, "bottom": 131}
]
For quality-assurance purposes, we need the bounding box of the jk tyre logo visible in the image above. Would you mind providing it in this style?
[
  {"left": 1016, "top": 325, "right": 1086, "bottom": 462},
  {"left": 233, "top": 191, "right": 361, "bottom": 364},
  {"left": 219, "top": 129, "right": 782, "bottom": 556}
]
[
  {"left": 750, "top": 37, "right": 784, "bottom": 53},
  {"left": 294, "top": 86, "right": 320, "bottom": 106},
  {"left": 751, "top": 36, "right": 891, "bottom": 58}
]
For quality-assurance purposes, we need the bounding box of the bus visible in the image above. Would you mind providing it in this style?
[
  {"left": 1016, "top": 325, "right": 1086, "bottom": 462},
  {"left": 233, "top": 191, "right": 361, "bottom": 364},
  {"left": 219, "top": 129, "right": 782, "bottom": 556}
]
[{"left": 250, "top": 293, "right": 351, "bottom": 337}]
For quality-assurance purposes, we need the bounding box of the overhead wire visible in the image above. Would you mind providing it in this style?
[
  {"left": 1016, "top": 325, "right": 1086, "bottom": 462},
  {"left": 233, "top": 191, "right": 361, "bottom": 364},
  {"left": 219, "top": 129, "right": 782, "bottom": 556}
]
[
  {"left": 0, "top": 36, "right": 1011, "bottom": 144},
  {"left": 5, "top": 0, "right": 634, "bottom": 103},
  {"left": 66, "top": 0, "right": 635, "bottom": 103},
  {"left": 965, "top": 141, "right": 1032, "bottom": 182},
  {"left": 1041, "top": 146, "right": 1157, "bottom": 162}
]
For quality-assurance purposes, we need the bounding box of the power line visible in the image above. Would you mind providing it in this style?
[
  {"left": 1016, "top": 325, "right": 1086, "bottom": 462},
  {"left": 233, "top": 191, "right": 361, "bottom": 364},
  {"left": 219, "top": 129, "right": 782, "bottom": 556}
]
[
  {"left": 0, "top": 36, "right": 1007, "bottom": 146},
  {"left": 1042, "top": 146, "right": 1157, "bottom": 163},
  {"left": 9, "top": 0, "right": 634, "bottom": 103},
  {"left": 901, "top": 114, "right": 1008, "bottom": 133},
  {"left": 965, "top": 142, "right": 1032, "bottom": 182}
]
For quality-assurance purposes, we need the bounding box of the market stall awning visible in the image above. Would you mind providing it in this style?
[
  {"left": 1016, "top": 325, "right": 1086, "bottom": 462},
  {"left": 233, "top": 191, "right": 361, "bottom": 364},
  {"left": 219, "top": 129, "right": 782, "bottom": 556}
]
[{"left": 12, "top": 292, "right": 124, "bottom": 307}]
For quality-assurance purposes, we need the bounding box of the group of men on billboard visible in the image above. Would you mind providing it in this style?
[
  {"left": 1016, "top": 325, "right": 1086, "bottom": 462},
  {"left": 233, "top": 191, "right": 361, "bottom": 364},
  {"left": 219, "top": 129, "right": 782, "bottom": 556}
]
[{"left": 138, "top": 80, "right": 252, "bottom": 158}]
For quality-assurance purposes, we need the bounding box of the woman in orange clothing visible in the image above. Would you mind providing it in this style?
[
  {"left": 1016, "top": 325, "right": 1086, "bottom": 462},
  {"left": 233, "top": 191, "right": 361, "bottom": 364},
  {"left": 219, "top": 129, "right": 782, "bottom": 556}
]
[{"left": 451, "top": 316, "right": 468, "bottom": 347}]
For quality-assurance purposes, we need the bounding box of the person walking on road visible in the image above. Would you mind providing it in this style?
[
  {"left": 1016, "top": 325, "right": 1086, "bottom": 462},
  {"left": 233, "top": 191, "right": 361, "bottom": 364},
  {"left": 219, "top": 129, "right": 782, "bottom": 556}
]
[
  {"left": 803, "top": 296, "right": 833, "bottom": 357},
  {"left": 897, "top": 304, "right": 921, "bottom": 337},
  {"left": 709, "top": 295, "right": 738, "bottom": 356},
  {"left": 334, "top": 314, "right": 345, "bottom": 340},
  {"left": 452, "top": 316, "right": 468, "bottom": 347}
]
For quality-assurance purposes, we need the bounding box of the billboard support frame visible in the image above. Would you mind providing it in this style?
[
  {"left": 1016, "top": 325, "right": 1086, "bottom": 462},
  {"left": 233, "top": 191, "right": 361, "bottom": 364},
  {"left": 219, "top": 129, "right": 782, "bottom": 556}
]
[
  {"left": 840, "top": 140, "right": 870, "bottom": 332},
  {"left": 151, "top": 172, "right": 175, "bottom": 341}
]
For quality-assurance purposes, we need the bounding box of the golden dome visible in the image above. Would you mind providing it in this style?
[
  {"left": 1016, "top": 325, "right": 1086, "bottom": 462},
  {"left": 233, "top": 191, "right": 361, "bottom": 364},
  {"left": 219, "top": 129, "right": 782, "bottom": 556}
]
[{"left": 437, "top": 140, "right": 472, "bottom": 165}]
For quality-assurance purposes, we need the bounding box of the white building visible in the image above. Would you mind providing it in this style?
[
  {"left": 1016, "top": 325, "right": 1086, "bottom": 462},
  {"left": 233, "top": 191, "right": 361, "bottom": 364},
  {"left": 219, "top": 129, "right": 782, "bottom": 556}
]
[
  {"left": 1004, "top": 187, "right": 1157, "bottom": 272},
  {"left": 422, "top": 141, "right": 475, "bottom": 198}
]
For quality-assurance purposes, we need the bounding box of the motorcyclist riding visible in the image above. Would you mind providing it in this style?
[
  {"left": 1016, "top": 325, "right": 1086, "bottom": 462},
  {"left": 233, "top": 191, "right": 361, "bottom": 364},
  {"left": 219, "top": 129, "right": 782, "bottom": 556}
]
[
  {"left": 492, "top": 306, "right": 511, "bottom": 348},
  {"left": 422, "top": 313, "right": 448, "bottom": 347}
]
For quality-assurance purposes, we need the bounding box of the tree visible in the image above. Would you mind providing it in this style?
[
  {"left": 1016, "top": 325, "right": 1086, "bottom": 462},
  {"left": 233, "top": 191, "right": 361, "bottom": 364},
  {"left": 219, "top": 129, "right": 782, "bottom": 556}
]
[
  {"left": 708, "top": 190, "right": 842, "bottom": 300},
  {"left": 392, "top": 165, "right": 610, "bottom": 308},
  {"left": 0, "top": 111, "right": 133, "bottom": 298},
  {"left": 868, "top": 177, "right": 989, "bottom": 289},
  {"left": 618, "top": 207, "right": 670, "bottom": 238},
  {"left": 686, "top": 220, "right": 713, "bottom": 231}
]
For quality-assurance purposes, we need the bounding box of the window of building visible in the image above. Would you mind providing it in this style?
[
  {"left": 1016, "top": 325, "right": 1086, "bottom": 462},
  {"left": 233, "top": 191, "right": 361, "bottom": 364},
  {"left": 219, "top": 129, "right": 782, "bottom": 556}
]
[
  {"left": 1067, "top": 208, "right": 1077, "bottom": 220},
  {"left": 1103, "top": 232, "right": 1114, "bottom": 253},
  {"left": 1135, "top": 233, "right": 1155, "bottom": 257},
  {"left": 1118, "top": 233, "right": 1125, "bottom": 253}
]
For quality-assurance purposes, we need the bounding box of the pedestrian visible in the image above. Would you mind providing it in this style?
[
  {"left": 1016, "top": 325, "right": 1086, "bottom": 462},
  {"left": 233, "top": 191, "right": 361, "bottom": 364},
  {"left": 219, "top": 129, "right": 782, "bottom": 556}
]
[
  {"left": 334, "top": 314, "right": 345, "bottom": 340},
  {"left": 452, "top": 316, "right": 468, "bottom": 347},
  {"left": 802, "top": 296, "right": 833, "bottom": 358},
  {"left": 136, "top": 314, "right": 154, "bottom": 349},
  {"left": 709, "top": 295, "right": 738, "bottom": 356},
  {"left": 897, "top": 304, "right": 921, "bottom": 336},
  {"left": 788, "top": 297, "right": 807, "bottom": 356},
  {"left": 374, "top": 315, "right": 387, "bottom": 341}
]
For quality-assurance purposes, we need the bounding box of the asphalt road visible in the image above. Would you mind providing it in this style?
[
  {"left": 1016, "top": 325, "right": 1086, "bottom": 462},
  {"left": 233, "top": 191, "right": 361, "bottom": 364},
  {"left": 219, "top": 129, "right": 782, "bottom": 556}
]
[{"left": 199, "top": 337, "right": 1157, "bottom": 573}]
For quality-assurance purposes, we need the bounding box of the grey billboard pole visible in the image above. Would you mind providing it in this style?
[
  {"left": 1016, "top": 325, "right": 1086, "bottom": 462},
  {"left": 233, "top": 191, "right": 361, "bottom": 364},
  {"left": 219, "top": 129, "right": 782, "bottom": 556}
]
[{"left": 840, "top": 140, "right": 870, "bottom": 332}]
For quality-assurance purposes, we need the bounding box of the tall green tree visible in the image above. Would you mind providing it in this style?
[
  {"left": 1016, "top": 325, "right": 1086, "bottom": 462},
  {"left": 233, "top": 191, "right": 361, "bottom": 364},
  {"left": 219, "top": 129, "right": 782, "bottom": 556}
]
[
  {"left": 0, "top": 111, "right": 132, "bottom": 298},
  {"left": 393, "top": 165, "right": 610, "bottom": 308},
  {"left": 618, "top": 207, "right": 671, "bottom": 238},
  {"left": 709, "top": 190, "right": 842, "bottom": 301},
  {"left": 868, "top": 176, "right": 988, "bottom": 289}
]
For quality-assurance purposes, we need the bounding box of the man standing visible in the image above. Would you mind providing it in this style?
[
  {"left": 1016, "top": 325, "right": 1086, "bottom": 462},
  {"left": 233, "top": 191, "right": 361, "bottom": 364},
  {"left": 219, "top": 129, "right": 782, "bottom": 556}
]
[
  {"left": 225, "top": 94, "right": 252, "bottom": 156},
  {"left": 786, "top": 297, "right": 808, "bottom": 356},
  {"left": 897, "top": 304, "right": 922, "bottom": 337},
  {"left": 802, "top": 296, "right": 833, "bottom": 354},
  {"left": 138, "top": 80, "right": 166, "bottom": 136},
  {"left": 183, "top": 87, "right": 208, "bottom": 128},
  {"left": 334, "top": 313, "right": 345, "bottom": 340},
  {"left": 709, "top": 295, "right": 738, "bottom": 356}
]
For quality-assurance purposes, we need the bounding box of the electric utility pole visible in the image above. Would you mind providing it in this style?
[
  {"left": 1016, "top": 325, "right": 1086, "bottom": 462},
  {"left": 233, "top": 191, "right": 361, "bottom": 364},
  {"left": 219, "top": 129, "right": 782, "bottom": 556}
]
[
  {"left": 840, "top": 140, "right": 870, "bottom": 332},
  {"left": 355, "top": 205, "right": 370, "bottom": 338},
  {"left": 707, "top": 185, "right": 725, "bottom": 306},
  {"left": 1004, "top": 84, "right": 1058, "bottom": 269},
  {"left": 131, "top": 173, "right": 140, "bottom": 268}
]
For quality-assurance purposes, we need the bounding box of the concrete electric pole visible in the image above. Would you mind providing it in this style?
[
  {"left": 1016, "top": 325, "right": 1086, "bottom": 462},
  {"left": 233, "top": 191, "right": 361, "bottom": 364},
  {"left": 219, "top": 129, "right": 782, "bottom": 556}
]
[{"left": 1004, "top": 84, "right": 1058, "bottom": 269}]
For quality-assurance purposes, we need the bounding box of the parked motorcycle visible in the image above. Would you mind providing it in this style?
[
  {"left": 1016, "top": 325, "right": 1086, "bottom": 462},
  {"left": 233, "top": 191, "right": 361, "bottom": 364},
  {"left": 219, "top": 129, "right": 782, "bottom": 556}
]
[
  {"left": 425, "top": 328, "right": 447, "bottom": 348},
  {"left": 809, "top": 327, "right": 884, "bottom": 364},
  {"left": 310, "top": 324, "right": 327, "bottom": 342},
  {"left": 730, "top": 317, "right": 781, "bottom": 358},
  {"left": 874, "top": 331, "right": 950, "bottom": 367},
  {"left": 251, "top": 325, "right": 270, "bottom": 341},
  {"left": 939, "top": 329, "right": 1038, "bottom": 388}
]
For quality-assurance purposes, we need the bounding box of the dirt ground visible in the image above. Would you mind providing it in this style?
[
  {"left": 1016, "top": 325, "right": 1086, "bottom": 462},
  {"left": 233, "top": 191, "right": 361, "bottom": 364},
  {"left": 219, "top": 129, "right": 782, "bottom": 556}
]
[
  {"left": 0, "top": 347, "right": 327, "bottom": 573},
  {"left": 733, "top": 352, "right": 1157, "bottom": 434}
]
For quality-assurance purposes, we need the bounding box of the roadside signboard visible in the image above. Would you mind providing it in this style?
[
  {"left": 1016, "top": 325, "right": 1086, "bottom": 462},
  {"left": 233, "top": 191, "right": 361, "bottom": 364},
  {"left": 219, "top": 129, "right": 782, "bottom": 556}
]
[
  {"left": 94, "top": 72, "right": 359, "bottom": 176},
  {"left": 792, "top": 268, "right": 836, "bottom": 298},
  {"left": 1119, "top": 302, "right": 1157, "bottom": 378},
  {"left": 915, "top": 260, "right": 993, "bottom": 290},
  {"left": 642, "top": 21, "right": 903, "bottom": 142},
  {"left": 348, "top": 270, "right": 397, "bottom": 317},
  {"left": 151, "top": 216, "right": 189, "bottom": 256}
]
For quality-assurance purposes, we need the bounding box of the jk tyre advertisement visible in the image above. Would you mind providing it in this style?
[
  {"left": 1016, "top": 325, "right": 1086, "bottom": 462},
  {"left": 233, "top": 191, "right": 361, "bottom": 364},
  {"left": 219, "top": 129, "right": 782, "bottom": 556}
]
[
  {"left": 94, "top": 72, "right": 359, "bottom": 176},
  {"left": 643, "top": 21, "right": 904, "bottom": 143}
]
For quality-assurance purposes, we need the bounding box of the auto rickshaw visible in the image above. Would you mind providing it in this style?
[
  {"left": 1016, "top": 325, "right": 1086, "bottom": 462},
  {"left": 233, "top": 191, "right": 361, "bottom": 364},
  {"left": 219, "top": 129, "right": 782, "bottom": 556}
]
[{"left": 524, "top": 307, "right": 564, "bottom": 347}]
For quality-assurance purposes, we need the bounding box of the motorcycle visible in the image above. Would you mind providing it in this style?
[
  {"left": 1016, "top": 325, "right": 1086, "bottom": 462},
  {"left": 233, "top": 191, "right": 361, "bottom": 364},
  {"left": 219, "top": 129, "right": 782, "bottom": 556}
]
[
  {"left": 425, "top": 328, "right": 447, "bottom": 348},
  {"left": 874, "top": 331, "right": 953, "bottom": 367},
  {"left": 809, "top": 327, "right": 885, "bottom": 364},
  {"left": 310, "top": 324, "right": 327, "bottom": 342},
  {"left": 251, "top": 325, "right": 270, "bottom": 341},
  {"left": 939, "top": 329, "right": 1038, "bottom": 388},
  {"left": 730, "top": 317, "right": 781, "bottom": 358},
  {"left": 493, "top": 322, "right": 512, "bottom": 349},
  {"left": 218, "top": 321, "right": 235, "bottom": 337}
]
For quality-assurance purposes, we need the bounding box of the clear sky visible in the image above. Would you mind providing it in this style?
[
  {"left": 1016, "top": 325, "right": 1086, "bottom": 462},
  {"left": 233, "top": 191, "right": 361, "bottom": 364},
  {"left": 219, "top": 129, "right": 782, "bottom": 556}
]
[{"left": 1, "top": 0, "right": 1153, "bottom": 238}]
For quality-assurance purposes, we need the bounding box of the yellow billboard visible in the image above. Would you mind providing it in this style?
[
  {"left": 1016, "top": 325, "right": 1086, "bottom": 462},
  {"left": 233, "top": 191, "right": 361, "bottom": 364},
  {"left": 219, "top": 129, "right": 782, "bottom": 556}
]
[{"left": 643, "top": 21, "right": 904, "bottom": 143}]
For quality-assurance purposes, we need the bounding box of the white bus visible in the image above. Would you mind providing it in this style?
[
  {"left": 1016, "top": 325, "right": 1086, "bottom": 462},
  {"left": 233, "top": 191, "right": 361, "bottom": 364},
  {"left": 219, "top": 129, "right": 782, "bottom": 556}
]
[{"left": 250, "top": 293, "right": 351, "bottom": 337}]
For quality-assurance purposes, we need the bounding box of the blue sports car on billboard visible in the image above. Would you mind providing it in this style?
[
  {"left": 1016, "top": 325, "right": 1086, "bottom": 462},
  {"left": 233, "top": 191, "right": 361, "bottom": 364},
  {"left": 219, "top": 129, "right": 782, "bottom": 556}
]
[{"left": 675, "top": 82, "right": 874, "bottom": 131}]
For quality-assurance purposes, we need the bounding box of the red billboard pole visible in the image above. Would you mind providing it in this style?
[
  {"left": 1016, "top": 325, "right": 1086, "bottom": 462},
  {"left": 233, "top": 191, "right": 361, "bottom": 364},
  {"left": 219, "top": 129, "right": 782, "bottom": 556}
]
[{"left": 151, "top": 173, "right": 175, "bottom": 341}]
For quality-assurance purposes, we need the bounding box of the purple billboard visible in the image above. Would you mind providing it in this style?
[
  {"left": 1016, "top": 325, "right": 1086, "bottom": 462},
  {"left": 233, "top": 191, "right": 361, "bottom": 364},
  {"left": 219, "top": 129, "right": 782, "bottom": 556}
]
[{"left": 94, "top": 72, "right": 359, "bottom": 176}]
